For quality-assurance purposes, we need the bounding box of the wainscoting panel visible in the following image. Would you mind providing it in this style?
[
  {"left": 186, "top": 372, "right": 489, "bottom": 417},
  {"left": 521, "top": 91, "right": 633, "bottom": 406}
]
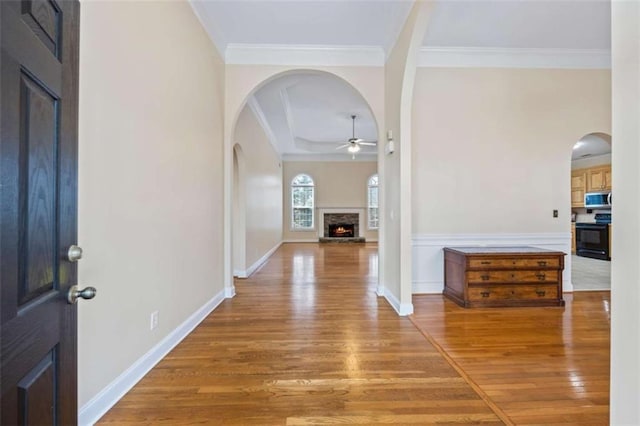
[{"left": 412, "top": 233, "right": 573, "bottom": 294}]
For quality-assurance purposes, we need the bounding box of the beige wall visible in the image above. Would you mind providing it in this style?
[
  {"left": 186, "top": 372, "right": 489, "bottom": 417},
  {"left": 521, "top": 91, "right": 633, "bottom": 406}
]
[
  {"left": 383, "top": 2, "right": 434, "bottom": 314},
  {"left": 412, "top": 67, "right": 611, "bottom": 234},
  {"left": 78, "top": 1, "right": 225, "bottom": 408},
  {"left": 283, "top": 161, "right": 378, "bottom": 242},
  {"left": 233, "top": 106, "right": 283, "bottom": 272},
  {"left": 611, "top": 1, "right": 640, "bottom": 422}
]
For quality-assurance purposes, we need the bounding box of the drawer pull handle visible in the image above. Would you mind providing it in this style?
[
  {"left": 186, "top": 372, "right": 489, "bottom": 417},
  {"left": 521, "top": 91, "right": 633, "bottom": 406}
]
[
  {"left": 481, "top": 274, "right": 490, "bottom": 281},
  {"left": 536, "top": 290, "right": 546, "bottom": 297},
  {"left": 481, "top": 291, "right": 490, "bottom": 298},
  {"left": 538, "top": 261, "right": 547, "bottom": 266},
  {"left": 480, "top": 261, "right": 491, "bottom": 265},
  {"left": 536, "top": 273, "right": 546, "bottom": 281}
]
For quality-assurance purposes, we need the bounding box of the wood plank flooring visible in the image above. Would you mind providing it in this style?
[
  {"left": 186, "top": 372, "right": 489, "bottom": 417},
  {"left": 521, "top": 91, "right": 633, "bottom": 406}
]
[
  {"left": 97, "top": 243, "right": 611, "bottom": 424},
  {"left": 411, "top": 291, "right": 611, "bottom": 425},
  {"left": 98, "top": 243, "right": 501, "bottom": 425}
]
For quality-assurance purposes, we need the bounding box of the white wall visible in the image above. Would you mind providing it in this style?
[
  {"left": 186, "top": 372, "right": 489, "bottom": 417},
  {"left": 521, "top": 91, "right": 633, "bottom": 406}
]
[
  {"left": 78, "top": 0, "right": 225, "bottom": 417},
  {"left": 610, "top": 1, "right": 640, "bottom": 422},
  {"left": 283, "top": 161, "right": 378, "bottom": 242},
  {"left": 233, "top": 106, "right": 283, "bottom": 275},
  {"left": 411, "top": 67, "right": 611, "bottom": 293}
]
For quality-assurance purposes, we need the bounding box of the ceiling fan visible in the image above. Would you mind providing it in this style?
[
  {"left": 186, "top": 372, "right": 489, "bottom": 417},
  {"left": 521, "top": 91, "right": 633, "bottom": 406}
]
[{"left": 336, "top": 115, "right": 376, "bottom": 155}]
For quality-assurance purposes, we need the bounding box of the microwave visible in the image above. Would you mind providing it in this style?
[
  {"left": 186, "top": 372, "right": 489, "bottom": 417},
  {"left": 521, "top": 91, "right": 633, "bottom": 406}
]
[{"left": 585, "top": 192, "right": 612, "bottom": 209}]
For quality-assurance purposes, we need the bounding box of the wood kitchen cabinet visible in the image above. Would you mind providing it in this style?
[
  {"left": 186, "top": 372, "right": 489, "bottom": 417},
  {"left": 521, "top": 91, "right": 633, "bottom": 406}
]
[
  {"left": 587, "top": 165, "right": 612, "bottom": 192},
  {"left": 571, "top": 223, "right": 576, "bottom": 254},
  {"left": 443, "top": 247, "right": 565, "bottom": 308},
  {"left": 571, "top": 164, "right": 611, "bottom": 208},
  {"left": 571, "top": 170, "right": 586, "bottom": 208}
]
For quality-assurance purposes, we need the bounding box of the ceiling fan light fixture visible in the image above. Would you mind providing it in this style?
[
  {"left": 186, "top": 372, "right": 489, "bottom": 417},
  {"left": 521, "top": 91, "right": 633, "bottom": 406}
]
[{"left": 348, "top": 144, "right": 360, "bottom": 153}]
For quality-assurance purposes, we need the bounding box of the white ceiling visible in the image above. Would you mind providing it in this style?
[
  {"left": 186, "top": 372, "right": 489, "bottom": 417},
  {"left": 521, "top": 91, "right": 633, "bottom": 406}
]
[
  {"left": 572, "top": 133, "right": 612, "bottom": 161},
  {"left": 192, "top": 0, "right": 611, "bottom": 160}
]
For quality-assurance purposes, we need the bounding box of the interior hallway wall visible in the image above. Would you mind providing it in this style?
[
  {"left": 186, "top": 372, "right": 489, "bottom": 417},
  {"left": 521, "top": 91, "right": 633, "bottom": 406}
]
[
  {"left": 610, "top": 0, "right": 640, "bottom": 422},
  {"left": 78, "top": 0, "right": 225, "bottom": 411},
  {"left": 233, "top": 106, "right": 283, "bottom": 274},
  {"left": 411, "top": 67, "right": 611, "bottom": 293}
]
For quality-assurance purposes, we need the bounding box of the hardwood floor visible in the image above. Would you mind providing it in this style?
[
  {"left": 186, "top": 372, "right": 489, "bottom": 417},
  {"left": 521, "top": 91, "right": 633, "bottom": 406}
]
[
  {"left": 411, "top": 292, "right": 610, "bottom": 425},
  {"left": 98, "top": 243, "right": 501, "bottom": 425},
  {"left": 98, "top": 243, "right": 610, "bottom": 425}
]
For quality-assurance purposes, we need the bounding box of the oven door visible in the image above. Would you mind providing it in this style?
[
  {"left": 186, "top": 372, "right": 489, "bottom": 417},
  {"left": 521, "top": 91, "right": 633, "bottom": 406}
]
[{"left": 575, "top": 223, "right": 609, "bottom": 260}]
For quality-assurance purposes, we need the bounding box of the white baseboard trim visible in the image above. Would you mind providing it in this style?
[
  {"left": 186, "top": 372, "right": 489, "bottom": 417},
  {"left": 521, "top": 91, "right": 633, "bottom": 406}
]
[
  {"left": 78, "top": 289, "right": 226, "bottom": 426},
  {"left": 412, "top": 232, "right": 573, "bottom": 293},
  {"left": 233, "top": 269, "right": 246, "bottom": 278},
  {"left": 245, "top": 241, "right": 282, "bottom": 277},
  {"left": 225, "top": 285, "right": 236, "bottom": 298},
  {"left": 382, "top": 287, "right": 414, "bottom": 316}
]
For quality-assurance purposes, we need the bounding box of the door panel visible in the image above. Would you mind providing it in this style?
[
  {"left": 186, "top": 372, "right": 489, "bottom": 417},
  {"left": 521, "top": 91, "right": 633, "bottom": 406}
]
[
  {"left": 18, "top": 349, "right": 58, "bottom": 425},
  {"left": 20, "top": 72, "right": 59, "bottom": 304},
  {"left": 1, "top": 1, "right": 80, "bottom": 424}
]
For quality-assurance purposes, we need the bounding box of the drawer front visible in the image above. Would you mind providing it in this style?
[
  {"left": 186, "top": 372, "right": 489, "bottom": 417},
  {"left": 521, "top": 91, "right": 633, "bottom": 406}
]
[
  {"left": 467, "top": 270, "right": 559, "bottom": 284},
  {"left": 468, "top": 257, "right": 560, "bottom": 269},
  {"left": 468, "top": 284, "right": 558, "bottom": 301}
]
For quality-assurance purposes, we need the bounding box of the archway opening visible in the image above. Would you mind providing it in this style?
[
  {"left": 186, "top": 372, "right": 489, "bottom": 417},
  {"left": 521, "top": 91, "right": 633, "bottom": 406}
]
[
  {"left": 228, "top": 69, "right": 381, "bottom": 284},
  {"left": 570, "top": 132, "right": 612, "bottom": 291}
]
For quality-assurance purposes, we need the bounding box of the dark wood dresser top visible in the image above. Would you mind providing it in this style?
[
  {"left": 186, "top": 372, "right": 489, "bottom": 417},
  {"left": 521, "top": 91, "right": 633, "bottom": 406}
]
[{"left": 444, "top": 246, "right": 565, "bottom": 255}]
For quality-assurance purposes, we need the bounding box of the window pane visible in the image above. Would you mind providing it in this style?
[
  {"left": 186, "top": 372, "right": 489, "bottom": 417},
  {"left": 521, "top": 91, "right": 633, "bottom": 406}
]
[
  {"left": 293, "top": 208, "right": 313, "bottom": 228},
  {"left": 368, "top": 207, "right": 379, "bottom": 229},
  {"left": 293, "top": 187, "right": 313, "bottom": 208},
  {"left": 292, "top": 173, "right": 314, "bottom": 229},
  {"left": 368, "top": 187, "right": 378, "bottom": 207},
  {"left": 367, "top": 176, "right": 379, "bottom": 229},
  {"left": 293, "top": 174, "right": 313, "bottom": 186}
]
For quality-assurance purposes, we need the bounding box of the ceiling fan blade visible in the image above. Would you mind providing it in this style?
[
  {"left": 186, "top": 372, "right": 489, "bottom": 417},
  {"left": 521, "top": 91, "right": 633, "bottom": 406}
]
[
  {"left": 335, "top": 144, "right": 350, "bottom": 150},
  {"left": 359, "top": 142, "right": 377, "bottom": 146}
]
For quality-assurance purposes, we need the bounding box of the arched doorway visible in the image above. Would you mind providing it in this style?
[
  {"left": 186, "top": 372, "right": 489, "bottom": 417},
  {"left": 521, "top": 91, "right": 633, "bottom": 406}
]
[
  {"left": 226, "top": 69, "right": 382, "bottom": 291},
  {"left": 570, "top": 132, "right": 612, "bottom": 291}
]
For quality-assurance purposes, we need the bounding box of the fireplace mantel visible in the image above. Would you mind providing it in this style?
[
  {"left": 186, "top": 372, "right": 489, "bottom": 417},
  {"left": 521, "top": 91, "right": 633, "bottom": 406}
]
[{"left": 317, "top": 208, "right": 364, "bottom": 238}]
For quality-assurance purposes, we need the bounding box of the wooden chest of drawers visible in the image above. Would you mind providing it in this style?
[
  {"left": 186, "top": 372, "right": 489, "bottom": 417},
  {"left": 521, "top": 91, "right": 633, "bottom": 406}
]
[{"left": 443, "top": 246, "right": 566, "bottom": 308}]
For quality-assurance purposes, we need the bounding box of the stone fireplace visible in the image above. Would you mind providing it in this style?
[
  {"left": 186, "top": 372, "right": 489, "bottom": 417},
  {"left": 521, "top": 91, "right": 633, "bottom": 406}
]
[
  {"left": 318, "top": 208, "right": 365, "bottom": 243},
  {"left": 323, "top": 213, "right": 359, "bottom": 238}
]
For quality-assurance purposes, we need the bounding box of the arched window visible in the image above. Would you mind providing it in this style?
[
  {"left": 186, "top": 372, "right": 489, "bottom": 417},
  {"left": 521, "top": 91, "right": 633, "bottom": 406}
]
[
  {"left": 367, "top": 174, "right": 379, "bottom": 229},
  {"left": 291, "top": 174, "right": 315, "bottom": 230}
]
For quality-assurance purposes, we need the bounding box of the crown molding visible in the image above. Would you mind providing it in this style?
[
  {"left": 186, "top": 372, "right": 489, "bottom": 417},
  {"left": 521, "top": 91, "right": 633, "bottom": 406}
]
[
  {"left": 283, "top": 153, "right": 377, "bottom": 162},
  {"left": 225, "top": 44, "right": 385, "bottom": 67},
  {"left": 418, "top": 47, "right": 611, "bottom": 69}
]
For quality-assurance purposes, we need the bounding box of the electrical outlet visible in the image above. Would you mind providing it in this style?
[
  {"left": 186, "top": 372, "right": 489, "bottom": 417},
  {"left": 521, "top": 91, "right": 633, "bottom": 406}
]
[
  {"left": 150, "top": 311, "right": 159, "bottom": 330},
  {"left": 553, "top": 209, "right": 558, "bottom": 218}
]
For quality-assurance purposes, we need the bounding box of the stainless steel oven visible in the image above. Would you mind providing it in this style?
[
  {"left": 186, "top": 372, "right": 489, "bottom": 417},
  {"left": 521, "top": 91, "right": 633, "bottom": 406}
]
[{"left": 575, "top": 222, "right": 609, "bottom": 260}]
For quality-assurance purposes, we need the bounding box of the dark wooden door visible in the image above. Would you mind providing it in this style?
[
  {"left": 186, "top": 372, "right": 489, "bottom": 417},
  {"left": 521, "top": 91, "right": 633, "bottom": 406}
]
[{"left": 1, "top": 0, "right": 80, "bottom": 424}]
